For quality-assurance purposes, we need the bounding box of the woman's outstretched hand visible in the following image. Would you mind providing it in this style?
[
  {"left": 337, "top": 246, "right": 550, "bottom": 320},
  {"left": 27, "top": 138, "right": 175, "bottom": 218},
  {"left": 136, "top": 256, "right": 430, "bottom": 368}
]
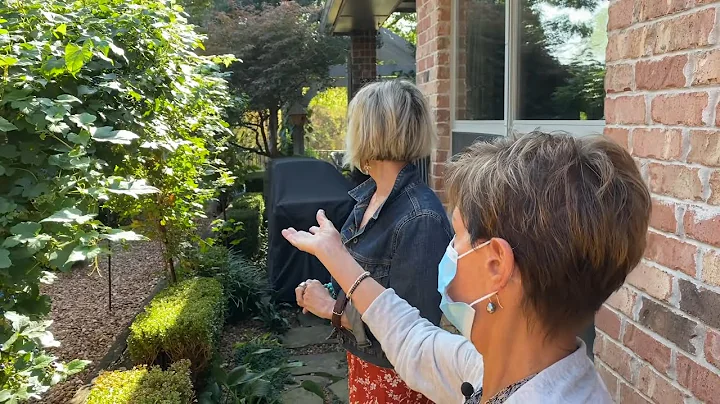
[{"left": 282, "top": 209, "right": 342, "bottom": 260}]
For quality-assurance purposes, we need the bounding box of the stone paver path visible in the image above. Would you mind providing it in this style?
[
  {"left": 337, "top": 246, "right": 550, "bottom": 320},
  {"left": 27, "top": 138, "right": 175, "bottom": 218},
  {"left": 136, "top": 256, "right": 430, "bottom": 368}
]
[{"left": 282, "top": 312, "right": 349, "bottom": 404}]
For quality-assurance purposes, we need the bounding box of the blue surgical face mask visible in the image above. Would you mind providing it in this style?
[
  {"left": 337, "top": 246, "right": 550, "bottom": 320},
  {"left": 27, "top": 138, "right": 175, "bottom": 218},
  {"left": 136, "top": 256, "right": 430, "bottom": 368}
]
[{"left": 438, "top": 237, "right": 494, "bottom": 339}]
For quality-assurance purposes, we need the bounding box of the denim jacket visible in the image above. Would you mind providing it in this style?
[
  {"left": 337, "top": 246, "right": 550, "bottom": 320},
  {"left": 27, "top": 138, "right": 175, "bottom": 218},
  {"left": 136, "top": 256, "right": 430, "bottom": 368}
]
[{"left": 331, "top": 164, "right": 453, "bottom": 368}]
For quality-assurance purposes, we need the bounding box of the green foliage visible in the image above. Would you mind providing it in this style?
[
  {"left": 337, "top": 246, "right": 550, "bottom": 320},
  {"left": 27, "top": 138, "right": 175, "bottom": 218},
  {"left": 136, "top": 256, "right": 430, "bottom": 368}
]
[
  {"left": 384, "top": 13, "right": 418, "bottom": 47},
  {"left": 233, "top": 335, "right": 292, "bottom": 401},
  {"left": 127, "top": 278, "right": 225, "bottom": 377},
  {"left": 181, "top": 240, "right": 230, "bottom": 278},
  {"left": 86, "top": 360, "right": 193, "bottom": 404},
  {"left": 206, "top": 1, "right": 346, "bottom": 157},
  {"left": 223, "top": 254, "right": 269, "bottom": 322},
  {"left": 218, "top": 193, "right": 264, "bottom": 258},
  {"left": 199, "top": 342, "right": 301, "bottom": 404},
  {"left": 306, "top": 87, "right": 347, "bottom": 151},
  {"left": 0, "top": 0, "right": 236, "bottom": 399},
  {"left": 0, "top": 312, "right": 89, "bottom": 401}
]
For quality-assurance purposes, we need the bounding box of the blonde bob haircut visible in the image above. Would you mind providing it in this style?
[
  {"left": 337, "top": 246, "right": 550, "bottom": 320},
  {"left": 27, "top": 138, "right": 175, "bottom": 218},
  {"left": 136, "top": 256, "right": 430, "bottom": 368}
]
[{"left": 344, "top": 80, "right": 436, "bottom": 169}]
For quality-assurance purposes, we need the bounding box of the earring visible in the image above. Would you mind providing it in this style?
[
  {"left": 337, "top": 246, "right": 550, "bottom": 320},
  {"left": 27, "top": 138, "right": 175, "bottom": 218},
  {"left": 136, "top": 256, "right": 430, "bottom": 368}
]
[
  {"left": 486, "top": 294, "right": 503, "bottom": 314},
  {"left": 363, "top": 163, "right": 371, "bottom": 173}
]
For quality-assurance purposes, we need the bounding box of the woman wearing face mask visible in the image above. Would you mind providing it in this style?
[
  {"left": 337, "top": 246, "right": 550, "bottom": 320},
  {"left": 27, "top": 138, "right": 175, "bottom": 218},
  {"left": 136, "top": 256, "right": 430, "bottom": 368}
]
[
  {"left": 295, "top": 80, "right": 452, "bottom": 403},
  {"left": 285, "top": 132, "right": 651, "bottom": 404}
]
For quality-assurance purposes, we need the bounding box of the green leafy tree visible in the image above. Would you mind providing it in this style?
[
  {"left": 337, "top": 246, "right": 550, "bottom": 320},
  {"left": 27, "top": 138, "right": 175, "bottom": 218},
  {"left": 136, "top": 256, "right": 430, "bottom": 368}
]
[
  {"left": 206, "top": 1, "right": 346, "bottom": 157},
  {"left": 384, "top": 13, "right": 418, "bottom": 47},
  {"left": 306, "top": 87, "right": 347, "bottom": 151},
  {"left": 0, "top": 0, "right": 234, "bottom": 399}
]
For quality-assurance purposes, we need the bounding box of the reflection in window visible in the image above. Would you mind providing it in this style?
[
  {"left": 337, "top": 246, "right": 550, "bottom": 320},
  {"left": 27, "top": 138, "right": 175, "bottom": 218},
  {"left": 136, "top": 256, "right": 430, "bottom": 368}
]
[
  {"left": 457, "top": 0, "right": 505, "bottom": 120},
  {"left": 519, "top": 0, "right": 608, "bottom": 120}
]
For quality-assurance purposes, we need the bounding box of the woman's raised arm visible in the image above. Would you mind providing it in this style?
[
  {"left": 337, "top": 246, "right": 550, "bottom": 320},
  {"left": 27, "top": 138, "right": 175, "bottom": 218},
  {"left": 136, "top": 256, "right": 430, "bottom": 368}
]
[{"left": 282, "top": 210, "right": 484, "bottom": 403}]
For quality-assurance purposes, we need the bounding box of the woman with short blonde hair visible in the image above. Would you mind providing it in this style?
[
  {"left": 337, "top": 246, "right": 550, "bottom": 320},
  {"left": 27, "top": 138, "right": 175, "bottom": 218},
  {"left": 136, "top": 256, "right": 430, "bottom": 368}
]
[{"left": 295, "top": 80, "right": 452, "bottom": 403}]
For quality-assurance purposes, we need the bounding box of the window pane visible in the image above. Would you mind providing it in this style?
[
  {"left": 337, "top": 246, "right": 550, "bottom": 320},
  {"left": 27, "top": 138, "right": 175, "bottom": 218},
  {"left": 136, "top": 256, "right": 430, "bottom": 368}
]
[
  {"left": 518, "top": 0, "right": 608, "bottom": 120},
  {"left": 456, "top": 0, "right": 505, "bottom": 120}
]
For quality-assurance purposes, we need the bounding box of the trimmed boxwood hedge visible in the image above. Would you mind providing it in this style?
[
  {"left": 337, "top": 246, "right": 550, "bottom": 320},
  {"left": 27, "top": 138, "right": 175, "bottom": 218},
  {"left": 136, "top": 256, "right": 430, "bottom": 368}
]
[
  {"left": 127, "top": 277, "right": 224, "bottom": 377},
  {"left": 224, "top": 192, "right": 264, "bottom": 258},
  {"left": 87, "top": 360, "right": 193, "bottom": 404}
]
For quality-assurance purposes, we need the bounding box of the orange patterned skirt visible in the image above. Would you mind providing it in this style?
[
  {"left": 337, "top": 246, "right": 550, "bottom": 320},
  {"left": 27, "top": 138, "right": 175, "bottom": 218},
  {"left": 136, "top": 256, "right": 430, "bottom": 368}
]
[{"left": 347, "top": 352, "right": 434, "bottom": 404}]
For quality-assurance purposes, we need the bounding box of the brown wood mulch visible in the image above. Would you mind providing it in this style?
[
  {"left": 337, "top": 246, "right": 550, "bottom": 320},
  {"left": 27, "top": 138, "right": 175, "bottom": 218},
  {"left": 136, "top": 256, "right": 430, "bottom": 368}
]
[{"left": 36, "top": 241, "right": 165, "bottom": 403}]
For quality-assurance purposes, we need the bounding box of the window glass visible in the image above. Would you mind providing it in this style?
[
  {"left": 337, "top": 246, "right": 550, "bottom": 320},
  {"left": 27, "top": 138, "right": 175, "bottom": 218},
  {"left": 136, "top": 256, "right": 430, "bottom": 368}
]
[
  {"left": 456, "top": 0, "right": 505, "bottom": 120},
  {"left": 518, "top": 0, "right": 608, "bottom": 120}
]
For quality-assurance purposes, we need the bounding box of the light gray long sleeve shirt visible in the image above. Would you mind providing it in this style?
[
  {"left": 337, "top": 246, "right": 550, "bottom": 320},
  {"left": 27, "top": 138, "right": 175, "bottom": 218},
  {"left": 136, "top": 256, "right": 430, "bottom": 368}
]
[{"left": 361, "top": 289, "right": 614, "bottom": 404}]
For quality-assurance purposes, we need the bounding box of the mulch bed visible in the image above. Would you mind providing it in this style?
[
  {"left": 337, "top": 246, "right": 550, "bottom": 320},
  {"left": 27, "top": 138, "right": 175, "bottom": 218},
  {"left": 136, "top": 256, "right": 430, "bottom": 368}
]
[{"left": 37, "top": 241, "right": 165, "bottom": 403}]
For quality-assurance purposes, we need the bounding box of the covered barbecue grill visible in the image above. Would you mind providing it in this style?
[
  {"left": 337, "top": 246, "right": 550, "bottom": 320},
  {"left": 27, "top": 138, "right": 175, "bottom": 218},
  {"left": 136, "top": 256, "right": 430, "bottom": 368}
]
[{"left": 267, "top": 157, "right": 355, "bottom": 303}]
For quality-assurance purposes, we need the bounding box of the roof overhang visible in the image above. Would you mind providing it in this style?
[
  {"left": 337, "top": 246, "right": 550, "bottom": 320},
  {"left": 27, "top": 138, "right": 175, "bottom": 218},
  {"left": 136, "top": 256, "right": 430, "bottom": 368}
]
[{"left": 321, "top": 0, "right": 416, "bottom": 35}]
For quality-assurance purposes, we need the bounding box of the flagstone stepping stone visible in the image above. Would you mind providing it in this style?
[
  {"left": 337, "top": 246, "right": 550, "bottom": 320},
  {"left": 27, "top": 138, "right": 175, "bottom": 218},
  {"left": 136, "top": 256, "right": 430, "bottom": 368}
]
[
  {"left": 281, "top": 324, "right": 335, "bottom": 348},
  {"left": 290, "top": 351, "right": 347, "bottom": 379},
  {"left": 329, "top": 378, "right": 349, "bottom": 403},
  {"left": 293, "top": 374, "right": 333, "bottom": 387},
  {"left": 281, "top": 387, "right": 324, "bottom": 404}
]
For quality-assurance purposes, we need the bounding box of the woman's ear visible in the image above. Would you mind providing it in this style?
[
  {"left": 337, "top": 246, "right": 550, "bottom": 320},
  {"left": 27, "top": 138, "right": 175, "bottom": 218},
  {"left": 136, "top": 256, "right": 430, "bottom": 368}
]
[{"left": 486, "top": 238, "right": 515, "bottom": 291}]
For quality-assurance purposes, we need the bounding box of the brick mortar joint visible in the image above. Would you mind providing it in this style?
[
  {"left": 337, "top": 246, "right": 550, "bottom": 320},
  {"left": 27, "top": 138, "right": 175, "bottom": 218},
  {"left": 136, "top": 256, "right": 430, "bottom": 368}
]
[
  {"left": 607, "top": 44, "right": 720, "bottom": 67},
  {"left": 625, "top": 264, "right": 720, "bottom": 353},
  {"left": 595, "top": 328, "right": 694, "bottom": 399},
  {"left": 606, "top": 3, "right": 719, "bottom": 35}
]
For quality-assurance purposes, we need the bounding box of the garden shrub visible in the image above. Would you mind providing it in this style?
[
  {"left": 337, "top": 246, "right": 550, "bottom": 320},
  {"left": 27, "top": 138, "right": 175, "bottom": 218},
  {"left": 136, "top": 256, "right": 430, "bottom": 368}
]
[
  {"left": 87, "top": 360, "right": 193, "bottom": 404},
  {"left": 222, "top": 193, "right": 265, "bottom": 258},
  {"left": 127, "top": 278, "right": 225, "bottom": 377}
]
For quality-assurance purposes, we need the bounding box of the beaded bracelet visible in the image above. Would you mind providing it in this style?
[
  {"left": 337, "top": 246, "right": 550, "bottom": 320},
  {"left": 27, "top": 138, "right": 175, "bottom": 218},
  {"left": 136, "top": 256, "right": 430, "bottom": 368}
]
[{"left": 323, "top": 282, "right": 336, "bottom": 299}]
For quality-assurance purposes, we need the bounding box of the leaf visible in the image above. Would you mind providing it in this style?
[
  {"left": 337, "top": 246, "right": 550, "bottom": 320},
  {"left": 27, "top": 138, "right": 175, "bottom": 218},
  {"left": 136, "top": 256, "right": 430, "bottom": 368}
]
[
  {"left": 40, "top": 208, "right": 95, "bottom": 224},
  {"left": 65, "top": 246, "right": 103, "bottom": 264},
  {"left": 107, "top": 179, "right": 159, "bottom": 198},
  {"left": 64, "top": 42, "right": 92, "bottom": 74},
  {"left": 226, "top": 366, "right": 248, "bottom": 386},
  {"left": 67, "top": 131, "right": 91, "bottom": 146},
  {"left": 54, "top": 23, "right": 67, "bottom": 37},
  {"left": 0, "top": 248, "right": 11, "bottom": 269},
  {"left": 0, "top": 55, "right": 18, "bottom": 67},
  {"left": 90, "top": 127, "right": 138, "bottom": 144},
  {"left": 66, "top": 359, "right": 90, "bottom": 375},
  {"left": 10, "top": 222, "right": 41, "bottom": 238},
  {"left": 77, "top": 85, "right": 97, "bottom": 96},
  {"left": 0, "top": 117, "right": 18, "bottom": 132},
  {"left": 56, "top": 94, "right": 82, "bottom": 104},
  {"left": 101, "top": 230, "right": 147, "bottom": 242},
  {"left": 69, "top": 113, "right": 96, "bottom": 127},
  {"left": 109, "top": 42, "right": 125, "bottom": 57}
]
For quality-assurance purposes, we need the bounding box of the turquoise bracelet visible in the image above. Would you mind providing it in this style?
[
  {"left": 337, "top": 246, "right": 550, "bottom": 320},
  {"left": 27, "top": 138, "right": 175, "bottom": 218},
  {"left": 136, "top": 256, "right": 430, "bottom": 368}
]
[{"left": 324, "top": 282, "right": 336, "bottom": 299}]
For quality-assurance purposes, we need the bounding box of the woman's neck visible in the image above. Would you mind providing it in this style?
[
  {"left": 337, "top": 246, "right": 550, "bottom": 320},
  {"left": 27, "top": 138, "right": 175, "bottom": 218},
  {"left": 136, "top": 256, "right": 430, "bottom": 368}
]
[
  {"left": 369, "top": 161, "right": 406, "bottom": 199},
  {"left": 475, "top": 321, "right": 577, "bottom": 402}
]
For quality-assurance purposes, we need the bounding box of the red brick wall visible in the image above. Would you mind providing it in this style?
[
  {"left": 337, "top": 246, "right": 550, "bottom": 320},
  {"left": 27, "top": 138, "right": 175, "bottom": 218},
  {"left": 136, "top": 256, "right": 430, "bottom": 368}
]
[
  {"left": 350, "top": 30, "right": 377, "bottom": 97},
  {"left": 598, "top": 1, "right": 720, "bottom": 402},
  {"left": 416, "top": 0, "right": 452, "bottom": 202}
]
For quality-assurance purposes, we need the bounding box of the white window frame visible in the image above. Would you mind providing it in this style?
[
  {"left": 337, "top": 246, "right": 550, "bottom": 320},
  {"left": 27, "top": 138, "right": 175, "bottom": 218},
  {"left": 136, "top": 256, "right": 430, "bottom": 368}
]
[{"left": 450, "top": 0, "right": 606, "bottom": 138}]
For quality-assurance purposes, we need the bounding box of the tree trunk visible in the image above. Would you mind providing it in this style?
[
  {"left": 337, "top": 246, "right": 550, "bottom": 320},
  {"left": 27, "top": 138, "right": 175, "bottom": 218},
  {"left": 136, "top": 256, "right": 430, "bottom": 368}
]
[{"left": 268, "top": 107, "right": 279, "bottom": 156}]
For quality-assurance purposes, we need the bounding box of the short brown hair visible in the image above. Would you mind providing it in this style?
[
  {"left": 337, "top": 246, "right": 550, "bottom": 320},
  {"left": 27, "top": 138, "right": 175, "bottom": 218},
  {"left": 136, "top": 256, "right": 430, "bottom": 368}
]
[
  {"left": 446, "top": 132, "right": 651, "bottom": 334},
  {"left": 344, "top": 80, "right": 436, "bottom": 169}
]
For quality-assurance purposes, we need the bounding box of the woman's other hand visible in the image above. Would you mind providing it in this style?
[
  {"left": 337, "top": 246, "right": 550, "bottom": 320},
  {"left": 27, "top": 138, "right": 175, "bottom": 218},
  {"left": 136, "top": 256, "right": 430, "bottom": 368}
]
[
  {"left": 296, "top": 279, "right": 335, "bottom": 319},
  {"left": 282, "top": 209, "right": 342, "bottom": 260}
]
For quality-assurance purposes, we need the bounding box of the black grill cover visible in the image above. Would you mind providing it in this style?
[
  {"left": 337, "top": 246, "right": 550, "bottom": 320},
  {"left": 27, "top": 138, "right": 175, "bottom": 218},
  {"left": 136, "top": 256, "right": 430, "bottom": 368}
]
[{"left": 267, "top": 158, "right": 355, "bottom": 303}]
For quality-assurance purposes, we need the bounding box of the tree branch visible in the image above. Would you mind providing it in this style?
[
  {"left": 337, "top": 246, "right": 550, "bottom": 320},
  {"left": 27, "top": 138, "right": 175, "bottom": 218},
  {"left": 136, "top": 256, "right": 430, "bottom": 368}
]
[{"left": 227, "top": 140, "right": 271, "bottom": 157}]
